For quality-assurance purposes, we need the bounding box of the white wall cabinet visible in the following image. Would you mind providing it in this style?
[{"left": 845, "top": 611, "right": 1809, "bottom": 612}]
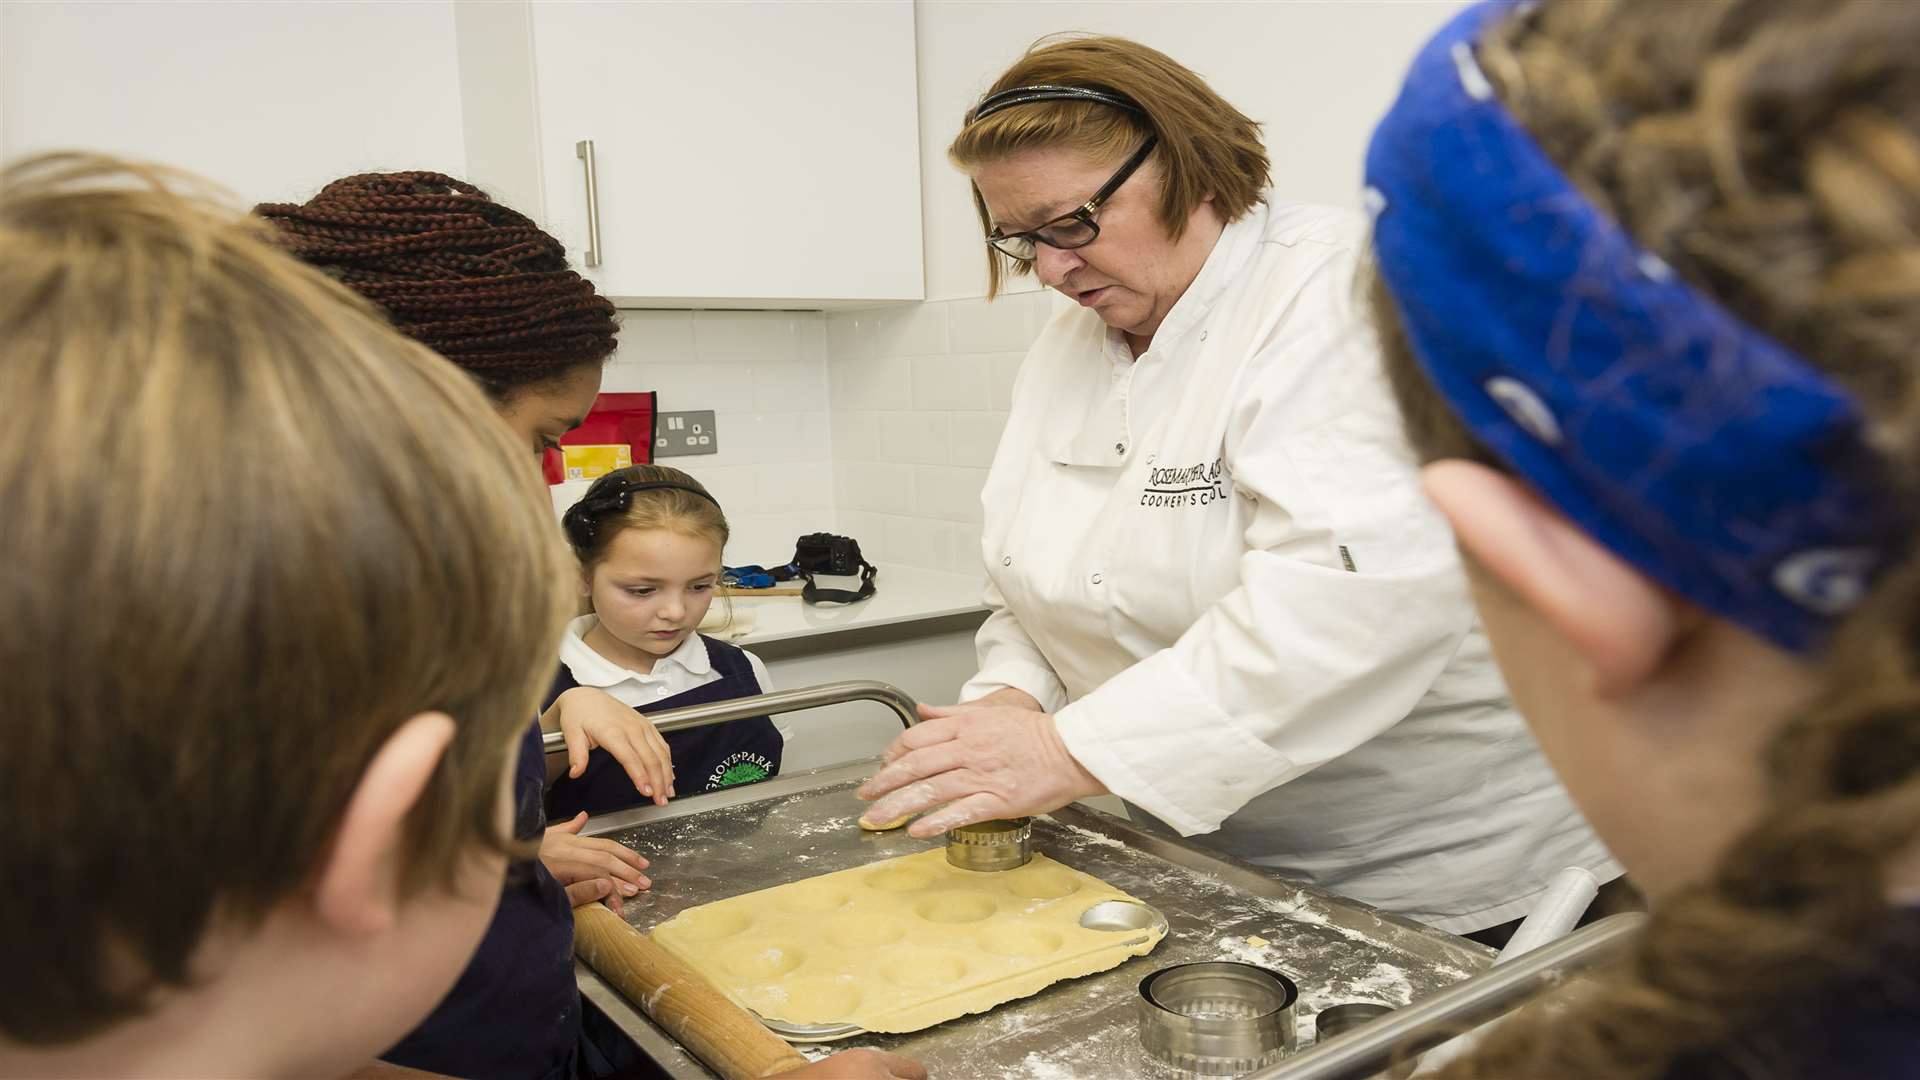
[
  {"left": 0, "top": 1, "right": 470, "bottom": 206},
  {"left": 4, "top": 0, "right": 925, "bottom": 309},
  {"left": 462, "top": 0, "right": 925, "bottom": 309}
]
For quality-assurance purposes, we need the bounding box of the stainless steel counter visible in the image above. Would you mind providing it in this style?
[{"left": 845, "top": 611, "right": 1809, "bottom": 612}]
[{"left": 576, "top": 761, "right": 1494, "bottom": 1079}]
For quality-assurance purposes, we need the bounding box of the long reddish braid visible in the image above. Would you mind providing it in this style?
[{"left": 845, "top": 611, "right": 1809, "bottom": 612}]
[{"left": 255, "top": 172, "right": 617, "bottom": 395}]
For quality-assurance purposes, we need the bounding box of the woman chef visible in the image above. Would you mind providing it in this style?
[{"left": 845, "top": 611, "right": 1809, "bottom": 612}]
[{"left": 859, "top": 35, "right": 1620, "bottom": 937}]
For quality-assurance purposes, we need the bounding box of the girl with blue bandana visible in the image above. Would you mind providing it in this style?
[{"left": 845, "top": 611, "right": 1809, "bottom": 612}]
[{"left": 1368, "top": 0, "right": 1920, "bottom": 1075}]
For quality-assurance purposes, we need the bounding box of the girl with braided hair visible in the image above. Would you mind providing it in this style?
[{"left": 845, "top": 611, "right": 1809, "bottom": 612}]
[
  {"left": 1367, "top": 0, "right": 1920, "bottom": 1076},
  {"left": 255, "top": 171, "right": 618, "bottom": 456},
  {"left": 260, "top": 175, "right": 920, "bottom": 1080}
]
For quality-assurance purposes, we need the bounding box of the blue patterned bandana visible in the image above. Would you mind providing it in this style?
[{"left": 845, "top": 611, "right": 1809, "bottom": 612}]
[{"left": 1365, "top": 0, "right": 1898, "bottom": 653}]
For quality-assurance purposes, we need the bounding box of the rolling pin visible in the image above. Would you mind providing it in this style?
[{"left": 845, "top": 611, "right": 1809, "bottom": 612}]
[{"left": 572, "top": 902, "right": 809, "bottom": 1078}]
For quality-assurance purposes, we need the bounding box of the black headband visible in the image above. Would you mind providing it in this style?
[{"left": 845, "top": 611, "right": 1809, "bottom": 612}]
[
  {"left": 562, "top": 478, "right": 722, "bottom": 551},
  {"left": 966, "top": 84, "right": 1145, "bottom": 124}
]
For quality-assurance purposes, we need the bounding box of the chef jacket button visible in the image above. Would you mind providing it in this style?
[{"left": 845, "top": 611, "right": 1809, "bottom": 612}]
[
  {"left": 1002, "top": 555, "right": 1013, "bottom": 566},
  {"left": 1200, "top": 330, "right": 1208, "bottom": 341},
  {"left": 1090, "top": 572, "right": 1103, "bottom": 585},
  {"left": 1114, "top": 442, "right": 1126, "bottom": 456}
]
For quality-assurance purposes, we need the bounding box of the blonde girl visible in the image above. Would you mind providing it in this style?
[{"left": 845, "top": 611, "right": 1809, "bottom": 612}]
[{"left": 548, "top": 465, "right": 785, "bottom": 818}]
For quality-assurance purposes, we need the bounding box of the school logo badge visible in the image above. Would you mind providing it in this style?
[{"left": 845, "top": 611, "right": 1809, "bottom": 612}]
[{"left": 708, "top": 751, "right": 775, "bottom": 790}]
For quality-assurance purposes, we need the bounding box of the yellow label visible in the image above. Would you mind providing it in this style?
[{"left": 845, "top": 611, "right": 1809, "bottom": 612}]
[{"left": 561, "top": 444, "right": 632, "bottom": 481}]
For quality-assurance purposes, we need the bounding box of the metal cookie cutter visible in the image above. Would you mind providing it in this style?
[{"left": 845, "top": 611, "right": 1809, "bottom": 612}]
[
  {"left": 1314, "top": 1001, "right": 1395, "bottom": 1042},
  {"left": 945, "top": 817, "right": 1032, "bottom": 872},
  {"left": 1139, "top": 961, "right": 1298, "bottom": 1076}
]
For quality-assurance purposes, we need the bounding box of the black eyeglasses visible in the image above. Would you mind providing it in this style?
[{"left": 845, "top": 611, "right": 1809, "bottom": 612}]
[{"left": 985, "top": 136, "right": 1158, "bottom": 262}]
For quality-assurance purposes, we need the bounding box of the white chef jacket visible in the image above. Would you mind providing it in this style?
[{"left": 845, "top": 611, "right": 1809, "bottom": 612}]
[
  {"left": 560, "top": 615, "right": 788, "bottom": 738},
  {"left": 962, "top": 198, "right": 1618, "bottom": 933}
]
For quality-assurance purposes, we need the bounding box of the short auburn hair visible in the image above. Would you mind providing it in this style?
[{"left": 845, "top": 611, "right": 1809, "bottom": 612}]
[
  {"left": 949, "top": 34, "right": 1271, "bottom": 297},
  {"left": 0, "top": 155, "right": 574, "bottom": 1043}
]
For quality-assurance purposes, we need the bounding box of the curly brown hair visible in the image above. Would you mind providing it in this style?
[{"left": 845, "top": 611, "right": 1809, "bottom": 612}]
[
  {"left": 1373, "top": 1, "right": 1920, "bottom": 1076},
  {"left": 254, "top": 172, "right": 618, "bottom": 397}
]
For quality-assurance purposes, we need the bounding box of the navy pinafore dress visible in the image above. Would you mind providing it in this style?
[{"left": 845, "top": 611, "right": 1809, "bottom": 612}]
[
  {"left": 380, "top": 719, "right": 582, "bottom": 1080},
  {"left": 544, "top": 635, "right": 782, "bottom": 819}
]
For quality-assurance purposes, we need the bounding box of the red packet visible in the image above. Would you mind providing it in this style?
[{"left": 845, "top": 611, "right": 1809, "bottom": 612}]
[{"left": 542, "top": 391, "right": 659, "bottom": 485}]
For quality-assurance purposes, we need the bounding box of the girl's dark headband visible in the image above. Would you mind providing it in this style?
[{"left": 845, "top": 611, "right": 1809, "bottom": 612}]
[{"left": 562, "top": 478, "right": 721, "bottom": 552}]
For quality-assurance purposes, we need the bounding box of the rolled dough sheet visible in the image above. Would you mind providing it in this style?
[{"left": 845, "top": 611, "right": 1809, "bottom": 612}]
[{"left": 650, "top": 848, "right": 1166, "bottom": 1033}]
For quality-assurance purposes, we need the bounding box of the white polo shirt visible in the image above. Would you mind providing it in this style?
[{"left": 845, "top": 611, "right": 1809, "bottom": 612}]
[{"left": 559, "top": 615, "right": 787, "bottom": 738}]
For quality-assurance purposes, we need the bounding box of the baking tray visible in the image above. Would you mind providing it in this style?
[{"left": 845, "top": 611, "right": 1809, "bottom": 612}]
[{"left": 576, "top": 761, "right": 1493, "bottom": 1079}]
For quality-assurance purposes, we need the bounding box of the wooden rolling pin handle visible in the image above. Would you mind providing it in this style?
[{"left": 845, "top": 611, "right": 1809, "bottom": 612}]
[{"left": 573, "top": 902, "right": 809, "bottom": 1078}]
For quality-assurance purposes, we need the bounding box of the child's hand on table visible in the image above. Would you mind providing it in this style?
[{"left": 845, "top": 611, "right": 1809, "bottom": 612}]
[
  {"left": 540, "top": 811, "right": 651, "bottom": 915},
  {"left": 545, "top": 685, "right": 676, "bottom": 805}
]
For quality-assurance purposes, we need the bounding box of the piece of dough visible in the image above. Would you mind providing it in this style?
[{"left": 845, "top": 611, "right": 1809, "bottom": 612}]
[
  {"left": 857, "top": 811, "right": 913, "bottom": 831},
  {"left": 650, "top": 848, "right": 1165, "bottom": 1034}
]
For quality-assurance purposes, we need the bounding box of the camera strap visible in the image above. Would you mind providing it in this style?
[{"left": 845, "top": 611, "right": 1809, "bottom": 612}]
[{"left": 800, "top": 560, "right": 877, "bottom": 605}]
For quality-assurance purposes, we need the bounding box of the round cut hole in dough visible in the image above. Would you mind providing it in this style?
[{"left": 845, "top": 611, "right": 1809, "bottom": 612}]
[
  {"left": 672, "top": 907, "right": 754, "bottom": 942},
  {"left": 719, "top": 940, "right": 807, "bottom": 980},
  {"left": 913, "top": 893, "right": 999, "bottom": 924},
  {"left": 1003, "top": 867, "right": 1082, "bottom": 901},
  {"left": 826, "top": 916, "right": 908, "bottom": 949},
  {"left": 978, "top": 924, "right": 1065, "bottom": 958},
  {"left": 864, "top": 866, "right": 936, "bottom": 892},
  {"left": 880, "top": 948, "right": 971, "bottom": 987},
  {"left": 778, "top": 887, "right": 853, "bottom": 913}
]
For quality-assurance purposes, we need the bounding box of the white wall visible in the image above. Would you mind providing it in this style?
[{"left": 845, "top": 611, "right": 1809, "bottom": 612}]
[
  {"left": 825, "top": 292, "right": 1050, "bottom": 576},
  {"left": 1, "top": 1, "right": 469, "bottom": 204},
  {"left": 914, "top": 0, "right": 1464, "bottom": 301},
  {"left": 590, "top": 311, "right": 837, "bottom": 569}
]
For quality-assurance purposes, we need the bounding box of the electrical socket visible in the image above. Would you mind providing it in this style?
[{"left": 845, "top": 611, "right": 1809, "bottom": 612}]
[{"left": 655, "top": 410, "right": 718, "bottom": 457}]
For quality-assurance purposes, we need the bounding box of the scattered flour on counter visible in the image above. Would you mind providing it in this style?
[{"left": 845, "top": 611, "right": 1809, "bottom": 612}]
[
  {"left": 783, "top": 814, "right": 860, "bottom": 839},
  {"left": 1047, "top": 820, "right": 1129, "bottom": 851},
  {"left": 1009, "top": 1052, "right": 1082, "bottom": 1080},
  {"left": 1217, "top": 933, "right": 1280, "bottom": 965},
  {"left": 1215, "top": 934, "right": 1420, "bottom": 1017},
  {"left": 1345, "top": 961, "right": 1416, "bottom": 1004},
  {"left": 997, "top": 1024, "right": 1137, "bottom": 1080}
]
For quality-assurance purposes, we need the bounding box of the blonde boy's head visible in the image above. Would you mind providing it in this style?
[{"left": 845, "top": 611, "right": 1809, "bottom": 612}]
[{"left": 0, "top": 155, "right": 573, "bottom": 1051}]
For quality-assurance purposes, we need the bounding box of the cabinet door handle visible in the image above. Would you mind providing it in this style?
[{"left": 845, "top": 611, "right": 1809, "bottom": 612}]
[{"left": 575, "top": 139, "right": 603, "bottom": 268}]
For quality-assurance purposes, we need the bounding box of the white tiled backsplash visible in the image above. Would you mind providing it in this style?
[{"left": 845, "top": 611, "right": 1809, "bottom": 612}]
[
  {"left": 597, "top": 310, "right": 834, "bottom": 567},
  {"left": 827, "top": 290, "right": 1054, "bottom": 577},
  {"left": 588, "top": 294, "right": 1053, "bottom": 577}
]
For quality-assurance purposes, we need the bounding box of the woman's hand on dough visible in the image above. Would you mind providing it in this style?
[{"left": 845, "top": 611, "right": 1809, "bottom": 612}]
[
  {"left": 857, "top": 705, "right": 1107, "bottom": 838},
  {"left": 541, "top": 810, "right": 650, "bottom": 915},
  {"left": 546, "top": 686, "right": 675, "bottom": 805},
  {"left": 787, "top": 1049, "right": 928, "bottom": 1079}
]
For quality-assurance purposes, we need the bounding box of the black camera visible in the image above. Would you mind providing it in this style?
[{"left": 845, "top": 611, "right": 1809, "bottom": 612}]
[
  {"left": 793, "top": 532, "right": 864, "bottom": 577},
  {"left": 788, "top": 533, "right": 876, "bottom": 604}
]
